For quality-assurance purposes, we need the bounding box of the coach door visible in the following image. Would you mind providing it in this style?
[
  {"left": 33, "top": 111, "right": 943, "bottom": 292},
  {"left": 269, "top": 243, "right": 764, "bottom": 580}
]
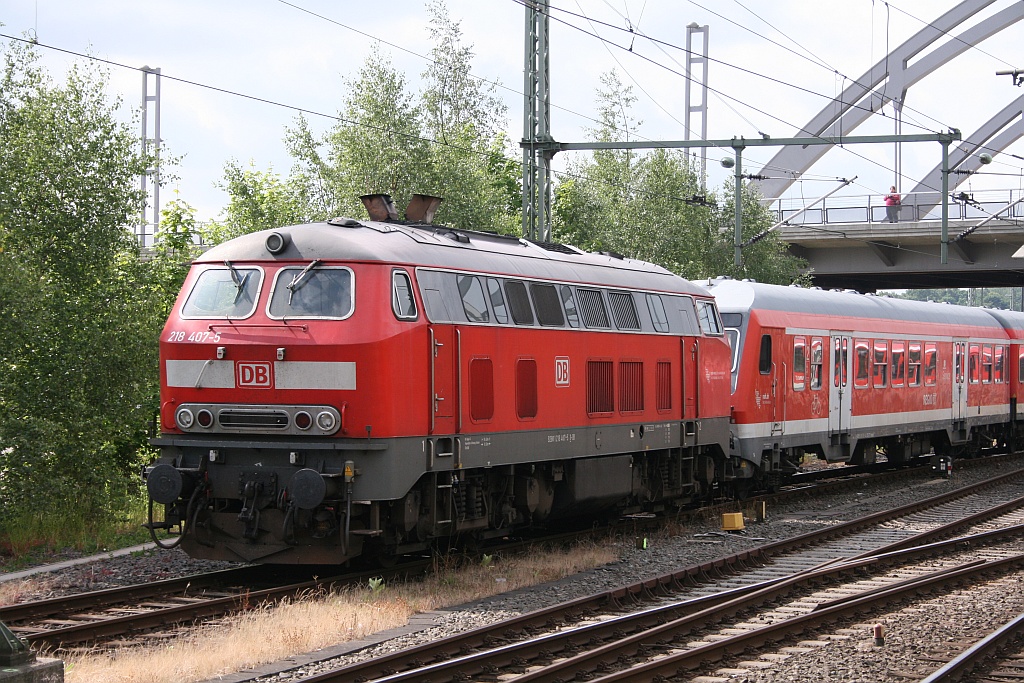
[
  {"left": 829, "top": 334, "right": 852, "bottom": 436},
  {"left": 429, "top": 325, "right": 458, "bottom": 436},
  {"left": 953, "top": 339, "right": 967, "bottom": 424}
]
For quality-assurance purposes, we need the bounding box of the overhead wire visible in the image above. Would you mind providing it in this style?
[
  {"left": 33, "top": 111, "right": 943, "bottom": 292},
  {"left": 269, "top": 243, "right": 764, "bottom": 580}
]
[
  {"left": 273, "top": 0, "right": 645, "bottom": 145},
  {"left": 282, "top": 0, "right": 1024, "bottom": 197},
  {"left": 537, "top": 0, "right": 1024, "bottom": 193},
  {"left": 510, "top": 2, "right": 954, "bottom": 196},
  {"left": 888, "top": 0, "right": 1020, "bottom": 69},
  {"left": 547, "top": 0, "right": 1024, "bottom": 186},
  {"left": 276, "top": 0, "right": 1024, "bottom": 274},
  {"left": 0, "top": 30, "right": 731, "bottom": 213}
]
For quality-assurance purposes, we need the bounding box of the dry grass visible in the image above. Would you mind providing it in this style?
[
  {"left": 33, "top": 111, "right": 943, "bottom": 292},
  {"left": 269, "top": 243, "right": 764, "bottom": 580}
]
[
  {"left": 0, "top": 576, "right": 54, "bottom": 606},
  {"left": 63, "top": 541, "right": 618, "bottom": 683}
]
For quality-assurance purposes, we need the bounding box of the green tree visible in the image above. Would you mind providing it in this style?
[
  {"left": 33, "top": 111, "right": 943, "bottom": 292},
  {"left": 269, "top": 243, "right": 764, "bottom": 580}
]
[
  {"left": 242, "top": 1, "right": 520, "bottom": 241},
  {"left": 204, "top": 160, "right": 309, "bottom": 244},
  {"left": 418, "top": 1, "right": 518, "bottom": 232},
  {"left": 284, "top": 45, "right": 432, "bottom": 222},
  {"left": 895, "top": 287, "right": 1018, "bottom": 310},
  {"left": 147, "top": 197, "right": 204, "bottom": 316},
  {"left": 0, "top": 41, "right": 162, "bottom": 537}
]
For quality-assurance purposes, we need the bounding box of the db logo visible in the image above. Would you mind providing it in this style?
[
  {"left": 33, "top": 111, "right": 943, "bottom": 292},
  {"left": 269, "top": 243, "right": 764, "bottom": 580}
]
[
  {"left": 237, "top": 362, "right": 273, "bottom": 388},
  {"left": 555, "top": 357, "right": 570, "bottom": 387}
]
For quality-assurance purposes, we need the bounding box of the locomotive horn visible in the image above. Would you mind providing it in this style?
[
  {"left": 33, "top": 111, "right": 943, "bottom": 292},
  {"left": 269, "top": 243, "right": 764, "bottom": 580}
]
[
  {"left": 360, "top": 194, "right": 400, "bottom": 222},
  {"left": 405, "top": 194, "right": 443, "bottom": 223}
]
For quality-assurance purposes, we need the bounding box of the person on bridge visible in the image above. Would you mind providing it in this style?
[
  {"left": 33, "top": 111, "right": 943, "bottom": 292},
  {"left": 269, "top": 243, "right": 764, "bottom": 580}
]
[{"left": 884, "top": 186, "right": 901, "bottom": 223}]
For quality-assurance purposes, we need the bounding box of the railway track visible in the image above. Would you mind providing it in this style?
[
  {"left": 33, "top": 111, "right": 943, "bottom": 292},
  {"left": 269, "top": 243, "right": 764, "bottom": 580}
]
[
  {"left": 0, "top": 561, "right": 431, "bottom": 650},
  {"left": 916, "top": 611, "right": 1024, "bottom": 682},
  {"left": 283, "top": 466, "right": 1024, "bottom": 682},
  {"left": 0, "top": 454, "right": 1012, "bottom": 655}
]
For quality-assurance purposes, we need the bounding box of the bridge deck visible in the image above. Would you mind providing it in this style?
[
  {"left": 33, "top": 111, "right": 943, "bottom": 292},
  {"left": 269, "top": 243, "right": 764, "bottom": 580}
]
[{"left": 776, "top": 217, "right": 1024, "bottom": 291}]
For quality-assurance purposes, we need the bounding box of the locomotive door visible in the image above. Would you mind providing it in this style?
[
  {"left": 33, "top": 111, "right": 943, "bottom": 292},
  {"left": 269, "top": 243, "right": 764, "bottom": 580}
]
[
  {"left": 829, "top": 334, "right": 852, "bottom": 435},
  {"left": 953, "top": 339, "right": 967, "bottom": 424},
  {"left": 429, "top": 325, "right": 458, "bottom": 435},
  {"left": 682, "top": 338, "right": 698, "bottom": 420}
]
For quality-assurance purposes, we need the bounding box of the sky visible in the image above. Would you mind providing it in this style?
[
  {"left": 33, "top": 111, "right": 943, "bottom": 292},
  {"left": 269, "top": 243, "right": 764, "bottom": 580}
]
[{"left": 2, "top": 0, "right": 1023, "bottom": 228}]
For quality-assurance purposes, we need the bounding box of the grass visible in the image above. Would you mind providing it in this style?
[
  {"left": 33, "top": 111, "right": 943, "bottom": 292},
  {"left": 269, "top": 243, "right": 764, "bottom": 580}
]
[
  {"left": 0, "top": 575, "right": 56, "bottom": 606},
  {"left": 61, "top": 540, "right": 619, "bottom": 683},
  {"left": 0, "top": 498, "right": 152, "bottom": 573}
]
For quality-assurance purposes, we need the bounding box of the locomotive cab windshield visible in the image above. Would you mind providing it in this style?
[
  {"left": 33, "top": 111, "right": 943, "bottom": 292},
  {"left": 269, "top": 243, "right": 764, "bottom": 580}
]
[
  {"left": 180, "top": 265, "right": 262, "bottom": 318},
  {"left": 268, "top": 265, "right": 354, "bottom": 319}
]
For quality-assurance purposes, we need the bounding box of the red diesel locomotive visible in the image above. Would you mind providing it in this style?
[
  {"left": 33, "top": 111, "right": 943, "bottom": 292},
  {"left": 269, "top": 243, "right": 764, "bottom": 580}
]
[
  {"left": 144, "top": 192, "right": 1024, "bottom": 565},
  {"left": 145, "top": 195, "right": 733, "bottom": 564},
  {"left": 709, "top": 277, "right": 1024, "bottom": 490}
]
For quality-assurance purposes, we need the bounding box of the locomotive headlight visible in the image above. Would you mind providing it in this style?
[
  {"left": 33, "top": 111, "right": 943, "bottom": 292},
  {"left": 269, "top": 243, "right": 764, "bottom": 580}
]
[
  {"left": 316, "top": 411, "right": 337, "bottom": 432},
  {"left": 175, "top": 407, "right": 194, "bottom": 430},
  {"left": 294, "top": 411, "right": 312, "bottom": 430},
  {"left": 196, "top": 409, "right": 214, "bottom": 428}
]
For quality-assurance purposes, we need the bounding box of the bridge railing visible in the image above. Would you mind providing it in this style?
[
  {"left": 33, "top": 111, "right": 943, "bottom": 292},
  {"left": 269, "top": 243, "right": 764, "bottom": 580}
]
[{"left": 770, "top": 189, "right": 1024, "bottom": 226}]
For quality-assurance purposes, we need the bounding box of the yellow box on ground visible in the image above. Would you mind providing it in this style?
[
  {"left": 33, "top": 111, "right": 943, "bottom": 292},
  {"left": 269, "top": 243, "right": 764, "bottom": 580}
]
[{"left": 721, "top": 512, "right": 745, "bottom": 531}]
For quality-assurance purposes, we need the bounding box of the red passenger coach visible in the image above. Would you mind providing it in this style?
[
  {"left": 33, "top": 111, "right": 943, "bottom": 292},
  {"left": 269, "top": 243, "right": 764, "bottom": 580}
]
[
  {"left": 145, "top": 195, "right": 732, "bottom": 564},
  {"left": 708, "top": 277, "right": 1024, "bottom": 491}
]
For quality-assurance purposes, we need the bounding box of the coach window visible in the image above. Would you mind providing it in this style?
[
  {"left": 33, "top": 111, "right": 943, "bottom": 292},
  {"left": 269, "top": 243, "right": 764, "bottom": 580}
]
[
  {"left": 982, "top": 344, "right": 993, "bottom": 383},
  {"left": 833, "top": 338, "right": 842, "bottom": 387},
  {"left": 647, "top": 294, "right": 670, "bottom": 333},
  {"left": 890, "top": 341, "right": 906, "bottom": 388},
  {"left": 758, "top": 335, "right": 772, "bottom": 375},
  {"left": 560, "top": 286, "right": 580, "bottom": 328},
  {"left": 392, "top": 270, "right": 418, "bottom": 320},
  {"left": 486, "top": 278, "right": 509, "bottom": 324},
  {"left": 457, "top": 275, "right": 489, "bottom": 323},
  {"left": 810, "top": 338, "right": 823, "bottom": 390},
  {"left": 995, "top": 345, "right": 1006, "bottom": 383},
  {"left": 854, "top": 339, "right": 870, "bottom": 388},
  {"left": 873, "top": 341, "right": 889, "bottom": 388},
  {"left": 907, "top": 342, "right": 922, "bottom": 386},
  {"left": 504, "top": 280, "right": 535, "bottom": 325},
  {"left": 841, "top": 338, "right": 849, "bottom": 385},
  {"left": 792, "top": 336, "right": 806, "bottom": 391},
  {"left": 182, "top": 265, "right": 262, "bottom": 319},
  {"left": 577, "top": 288, "right": 610, "bottom": 329},
  {"left": 530, "top": 283, "right": 565, "bottom": 327},
  {"left": 726, "top": 328, "right": 741, "bottom": 373},
  {"left": 968, "top": 344, "right": 980, "bottom": 383},
  {"left": 924, "top": 343, "right": 938, "bottom": 386}
]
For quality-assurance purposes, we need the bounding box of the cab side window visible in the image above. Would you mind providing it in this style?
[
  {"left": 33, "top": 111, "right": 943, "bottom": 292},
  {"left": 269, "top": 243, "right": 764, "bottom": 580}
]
[{"left": 392, "top": 270, "right": 418, "bottom": 320}]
